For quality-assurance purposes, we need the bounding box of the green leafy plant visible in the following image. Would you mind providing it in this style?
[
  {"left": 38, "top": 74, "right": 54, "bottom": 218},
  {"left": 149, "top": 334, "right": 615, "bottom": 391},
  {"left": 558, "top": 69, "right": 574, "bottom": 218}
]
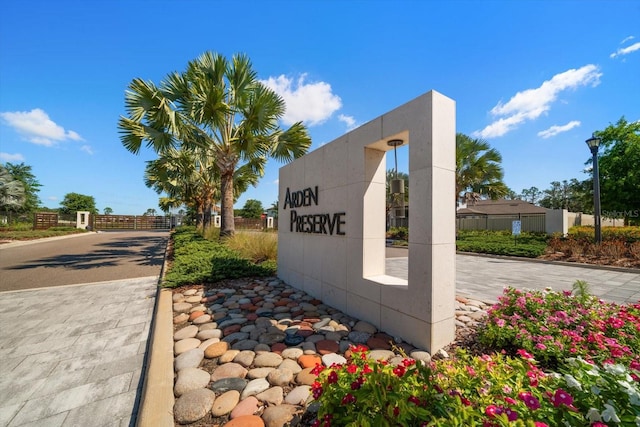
[
  {"left": 479, "top": 285, "right": 640, "bottom": 369},
  {"left": 163, "top": 226, "right": 276, "bottom": 287}
]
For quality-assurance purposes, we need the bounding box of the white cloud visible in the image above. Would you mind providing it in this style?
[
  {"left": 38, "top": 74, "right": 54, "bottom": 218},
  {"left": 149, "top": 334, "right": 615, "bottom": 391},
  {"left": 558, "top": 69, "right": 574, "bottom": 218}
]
[
  {"left": 621, "top": 35, "right": 635, "bottom": 44},
  {"left": 475, "top": 65, "right": 601, "bottom": 138},
  {"left": 610, "top": 41, "right": 640, "bottom": 58},
  {"left": 80, "top": 145, "right": 94, "bottom": 155},
  {"left": 0, "top": 108, "right": 83, "bottom": 146},
  {"left": 272, "top": 179, "right": 279, "bottom": 185},
  {"left": 261, "top": 74, "right": 342, "bottom": 126},
  {"left": 47, "top": 196, "right": 58, "bottom": 201},
  {"left": 537, "top": 120, "right": 581, "bottom": 139},
  {"left": 338, "top": 114, "right": 357, "bottom": 130},
  {"left": 0, "top": 152, "right": 25, "bottom": 162}
]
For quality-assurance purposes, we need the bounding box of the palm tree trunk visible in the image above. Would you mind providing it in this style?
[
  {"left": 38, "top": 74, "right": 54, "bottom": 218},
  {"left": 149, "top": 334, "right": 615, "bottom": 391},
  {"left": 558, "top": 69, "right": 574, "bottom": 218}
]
[
  {"left": 203, "top": 200, "right": 212, "bottom": 229},
  {"left": 220, "top": 172, "right": 235, "bottom": 237}
]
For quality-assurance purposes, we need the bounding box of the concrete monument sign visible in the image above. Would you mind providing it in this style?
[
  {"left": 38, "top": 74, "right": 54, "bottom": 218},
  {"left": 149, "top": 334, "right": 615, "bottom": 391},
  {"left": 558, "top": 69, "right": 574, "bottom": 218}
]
[{"left": 278, "top": 91, "right": 456, "bottom": 352}]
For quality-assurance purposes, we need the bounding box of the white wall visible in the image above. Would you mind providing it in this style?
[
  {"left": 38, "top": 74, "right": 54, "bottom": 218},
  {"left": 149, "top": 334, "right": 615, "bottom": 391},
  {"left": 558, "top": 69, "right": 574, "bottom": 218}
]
[{"left": 278, "top": 91, "right": 456, "bottom": 353}]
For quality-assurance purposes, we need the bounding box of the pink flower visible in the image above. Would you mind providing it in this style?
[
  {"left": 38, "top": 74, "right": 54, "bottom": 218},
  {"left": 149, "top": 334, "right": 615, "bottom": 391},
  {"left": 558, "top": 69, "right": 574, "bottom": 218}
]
[
  {"left": 534, "top": 423, "right": 549, "bottom": 427},
  {"left": 535, "top": 343, "right": 547, "bottom": 350},
  {"left": 518, "top": 392, "right": 541, "bottom": 410},
  {"left": 517, "top": 349, "right": 535, "bottom": 360},
  {"left": 505, "top": 408, "right": 518, "bottom": 421},
  {"left": 551, "top": 389, "right": 573, "bottom": 407},
  {"left": 485, "top": 405, "right": 503, "bottom": 418}
]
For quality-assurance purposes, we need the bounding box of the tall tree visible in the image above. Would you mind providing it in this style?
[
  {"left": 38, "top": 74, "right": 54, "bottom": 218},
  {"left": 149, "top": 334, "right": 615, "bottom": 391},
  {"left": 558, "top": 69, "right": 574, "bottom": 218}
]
[
  {"left": 0, "top": 165, "right": 25, "bottom": 211},
  {"left": 103, "top": 207, "right": 113, "bottom": 215},
  {"left": 456, "top": 133, "right": 508, "bottom": 205},
  {"left": 520, "top": 187, "right": 542, "bottom": 205},
  {"left": 240, "top": 199, "right": 264, "bottom": 218},
  {"left": 593, "top": 117, "right": 640, "bottom": 225},
  {"left": 60, "top": 192, "right": 97, "bottom": 214},
  {"left": 119, "top": 51, "right": 311, "bottom": 237},
  {"left": 2, "top": 162, "right": 41, "bottom": 212}
]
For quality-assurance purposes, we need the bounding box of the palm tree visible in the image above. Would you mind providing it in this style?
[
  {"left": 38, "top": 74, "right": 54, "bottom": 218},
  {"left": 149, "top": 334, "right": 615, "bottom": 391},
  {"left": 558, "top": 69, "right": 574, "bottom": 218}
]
[
  {"left": 119, "top": 51, "right": 312, "bottom": 237},
  {"left": 456, "top": 133, "right": 508, "bottom": 205}
]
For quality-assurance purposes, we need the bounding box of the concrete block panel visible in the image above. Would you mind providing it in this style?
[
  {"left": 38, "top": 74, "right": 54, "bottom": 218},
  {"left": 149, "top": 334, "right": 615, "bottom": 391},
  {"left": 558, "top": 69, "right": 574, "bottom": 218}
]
[{"left": 278, "top": 90, "right": 456, "bottom": 353}]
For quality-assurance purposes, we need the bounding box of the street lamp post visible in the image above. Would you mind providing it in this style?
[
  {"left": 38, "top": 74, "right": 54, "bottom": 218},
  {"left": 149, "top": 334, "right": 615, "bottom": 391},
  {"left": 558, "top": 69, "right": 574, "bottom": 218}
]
[{"left": 586, "top": 134, "right": 602, "bottom": 244}]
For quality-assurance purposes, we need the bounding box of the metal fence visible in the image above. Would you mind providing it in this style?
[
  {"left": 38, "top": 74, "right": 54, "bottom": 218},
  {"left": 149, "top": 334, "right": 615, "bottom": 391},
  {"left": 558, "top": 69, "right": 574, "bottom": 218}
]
[
  {"left": 456, "top": 214, "right": 546, "bottom": 233},
  {"left": 92, "top": 215, "right": 171, "bottom": 230}
]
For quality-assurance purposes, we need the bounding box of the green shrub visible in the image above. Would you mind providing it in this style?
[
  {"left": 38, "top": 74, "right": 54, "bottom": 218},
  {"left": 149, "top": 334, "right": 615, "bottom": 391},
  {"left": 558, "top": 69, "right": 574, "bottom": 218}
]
[
  {"left": 163, "top": 227, "right": 276, "bottom": 288},
  {"left": 456, "top": 230, "right": 547, "bottom": 258},
  {"left": 386, "top": 227, "right": 408, "bottom": 241}
]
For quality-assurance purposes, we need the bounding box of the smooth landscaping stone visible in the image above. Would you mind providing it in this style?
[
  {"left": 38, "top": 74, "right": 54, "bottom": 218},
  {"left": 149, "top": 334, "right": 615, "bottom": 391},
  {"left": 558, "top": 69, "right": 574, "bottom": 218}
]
[
  {"left": 348, "top": 331, "right": 371, "bottom": 344},
  {"left": 295, "top": 368, "right": 316, "bottom": 386},
  {"left": 174, "top": 325, "right": 199, "bottom": 341},
  {"left": 175, "top": 338, "right": 202, "bottom": 355},
  {"left": 193, "top": 314, "right": 212, "bottom": 325},
  {"left": 174, "top": 367, "right": 211, "bottom": 397},
  {"left": 175, "top": 348, "right": 205, "bottom": 371},
  {"left": 230, "top": 396, "right": 261, "bottom": 418},
  {"left": 211, "top": 390, "right": 240, "bottom": 416},
  {"left": 173, "top": 302, "right": 193, "bottom": 313},
  {"left": 321, "top": 353, "right": 346, "bottom": 366},
  {"left": 267, "top": 368, "right": 293, "bottom": 387},
  {"left": 410, "top": 350, "right": 432, "bottom": 363},
  {"left": 196, "top": 323, "right": 222, "bottom": 341},
  {"left": 284, "top": 385, "right": 311, "bottom": 405},
  {"left": 253, "top": 352, "right": 283, "bottom": 367},
  {"left": 232, "top": 339, "right": 260, "bottom": 351},
  {"left": 233, "top": 350, "right": 256, "bottom": 367},
  {"left": 174, "top": 313, "right": 189, "bottom": 324},
  {"left": 219, "top": 349, "right": 241, "bottom": 363},
  {"left": 210, "top": 377, "right": 249, "bottom": 394},
  {"left": 204, "top": 341, "right": 229, "bottom": 358},
  {"left": 367, "top": 349, "right": 395, "bottom": 361},
  {"left": 281, "top": 348, "right": 303, "bottom": 360},
  {"left": 224, "top": 415, "right": 265, "bottom": 427},
  {"left": 173, "top": 388, "right": 216, "bottom": 424},
  {"left": 256, "top": 386, "right": 284, "bottom": 406},
  {"left": 211, "top": 362, "right": 248, "bottom": 381},
  {"left": 298, "top": 354, "right": 321, "bottom": 369},
  {"left": 240, "top": 378, "right": 270, "bottom": 399},
  {"left": 199, "top": 337, "right": 221, "bottom": 351},
  {"left": 278, "top": 358, "right": 302, "bottom": 374},
  {"left": 262, "top": 404, "right": 300, "bottom": 427},
  {"left": 247, "top": 367, "right": 275, "bottom": 379}
]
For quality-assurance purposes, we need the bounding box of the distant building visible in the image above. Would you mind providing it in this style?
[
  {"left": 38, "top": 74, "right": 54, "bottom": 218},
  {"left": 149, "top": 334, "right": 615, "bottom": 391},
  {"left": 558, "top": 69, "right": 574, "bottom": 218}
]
[{"left": 456, "top": 199, "right": 546, "bottom": 217}]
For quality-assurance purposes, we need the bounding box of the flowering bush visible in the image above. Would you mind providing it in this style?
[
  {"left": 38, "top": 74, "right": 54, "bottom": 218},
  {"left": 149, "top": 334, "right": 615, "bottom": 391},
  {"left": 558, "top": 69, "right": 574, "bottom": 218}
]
[
  {"left": 557, "top": 357, "right": 640, "bottom": 426},
  {"left": 311, "top": 347, "right": 599, "bottom": 426},
  {"left": 310, "top": 284, "right": 640, "bottom": 426},
  {"left": 478, "top": 286, "right": 640, "bottom": 368}
]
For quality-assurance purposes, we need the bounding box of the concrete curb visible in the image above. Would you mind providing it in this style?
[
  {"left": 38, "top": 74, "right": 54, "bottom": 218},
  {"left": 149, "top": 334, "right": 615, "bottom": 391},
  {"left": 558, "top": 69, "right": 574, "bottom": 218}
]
[
  {"left": 136, "top": 235, "right": 175, "bottom": 427},
  {"left": 136, "top": 287, "right": 175, "bottom": 427}
]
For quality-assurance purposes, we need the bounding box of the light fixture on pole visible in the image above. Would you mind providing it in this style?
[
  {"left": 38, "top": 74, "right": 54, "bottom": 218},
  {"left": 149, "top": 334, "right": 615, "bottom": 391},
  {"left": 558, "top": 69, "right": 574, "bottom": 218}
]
[
  {"left": 387, "top": 139, "right": 405, "bottom": 219},
  {"left": 585, "top": 133, "right": 602, "bottom": 244}
]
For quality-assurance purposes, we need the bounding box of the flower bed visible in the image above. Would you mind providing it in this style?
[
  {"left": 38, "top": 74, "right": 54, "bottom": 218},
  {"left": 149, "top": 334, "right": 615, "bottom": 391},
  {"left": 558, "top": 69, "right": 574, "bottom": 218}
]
[{"left": 310, "top": 285, "right": 640, "bottom": 426}]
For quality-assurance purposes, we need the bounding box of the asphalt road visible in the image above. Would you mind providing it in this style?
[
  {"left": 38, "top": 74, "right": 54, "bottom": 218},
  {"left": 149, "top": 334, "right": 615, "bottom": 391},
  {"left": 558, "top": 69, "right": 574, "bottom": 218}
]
[{"left": 0, "top": 230, "right": 169, "bottom": 292}]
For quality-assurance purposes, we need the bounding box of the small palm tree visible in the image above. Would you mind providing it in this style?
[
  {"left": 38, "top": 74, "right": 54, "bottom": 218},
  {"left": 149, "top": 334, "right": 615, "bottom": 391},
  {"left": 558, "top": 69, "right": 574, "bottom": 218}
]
[
  {"left": 119, "top": 51, "right": 311, "bottom": 237},
  {"left": 0, "top": 165, "right": 25, "bottom": 211},
  {"left": 456, "top": 133, "right": 508, "bottom": 205}
]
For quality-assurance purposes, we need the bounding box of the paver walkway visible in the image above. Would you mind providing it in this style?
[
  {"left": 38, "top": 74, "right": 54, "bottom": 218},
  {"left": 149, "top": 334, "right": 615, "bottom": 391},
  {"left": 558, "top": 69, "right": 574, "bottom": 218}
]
[
  {"left": 0, "top": 277, "right": 157, "bottom": 427},
  {"left": 386, "top": 253, "right": 640, "bottom": 304}
]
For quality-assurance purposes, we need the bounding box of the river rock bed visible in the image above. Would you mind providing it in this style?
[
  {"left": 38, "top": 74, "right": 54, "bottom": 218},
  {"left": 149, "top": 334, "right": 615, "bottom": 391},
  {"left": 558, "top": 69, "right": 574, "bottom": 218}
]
[{"left": 171, "top": 277, "right": 492, "bottom": 426}]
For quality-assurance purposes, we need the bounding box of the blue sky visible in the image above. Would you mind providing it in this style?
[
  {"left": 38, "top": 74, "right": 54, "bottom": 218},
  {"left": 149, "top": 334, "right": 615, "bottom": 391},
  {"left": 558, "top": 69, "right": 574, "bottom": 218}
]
[{"left": 1, "top": 1, "right": 639, "bottom": 215}]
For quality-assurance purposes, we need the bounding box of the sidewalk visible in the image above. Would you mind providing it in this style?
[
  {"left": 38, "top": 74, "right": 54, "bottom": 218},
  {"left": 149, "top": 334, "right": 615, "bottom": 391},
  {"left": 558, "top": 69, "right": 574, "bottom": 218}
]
[
  {"left": 386, "top": 253, "right": 640, "bottom": 304},
  {"left": 0, "top": 276, "right": 158, "bottom": 427}
]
